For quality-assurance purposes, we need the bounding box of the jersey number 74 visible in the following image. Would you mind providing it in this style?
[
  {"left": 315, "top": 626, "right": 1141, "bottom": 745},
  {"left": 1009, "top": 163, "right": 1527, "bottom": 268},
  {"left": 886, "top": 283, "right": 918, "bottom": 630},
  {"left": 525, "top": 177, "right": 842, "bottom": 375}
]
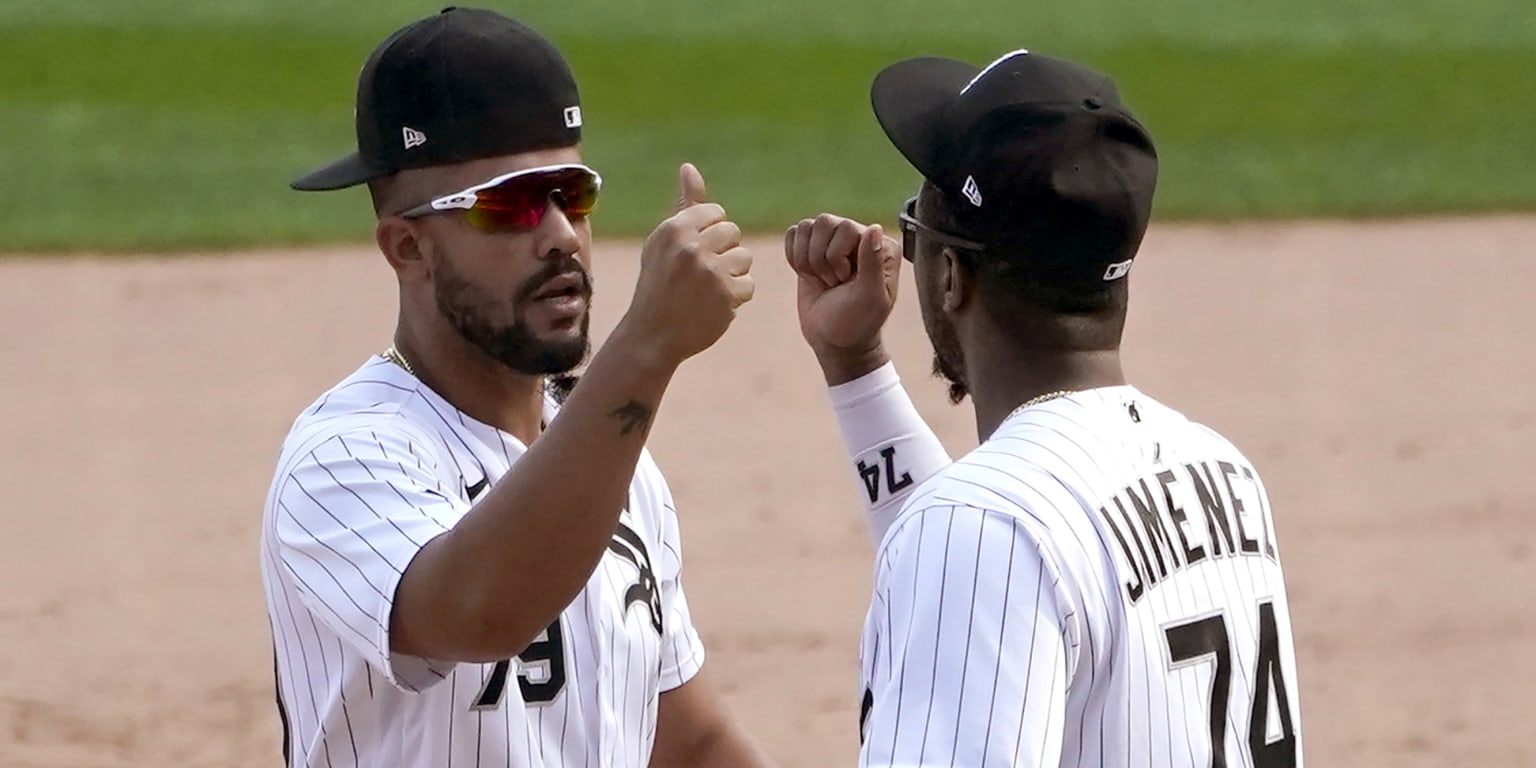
[{"left": 1165, "top": 600, "right": 1297, "bottom": 767}]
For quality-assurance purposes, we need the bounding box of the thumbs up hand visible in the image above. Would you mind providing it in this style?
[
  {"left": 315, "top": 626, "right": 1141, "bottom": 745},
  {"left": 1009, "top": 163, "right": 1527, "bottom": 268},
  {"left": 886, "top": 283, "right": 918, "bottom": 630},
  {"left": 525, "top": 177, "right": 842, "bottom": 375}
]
[
  {"left": 617, "top": 163, "right": 755, "bottom": 366},
  {"left": 675, "top": 161, "right": 709, "bottom": 212}
]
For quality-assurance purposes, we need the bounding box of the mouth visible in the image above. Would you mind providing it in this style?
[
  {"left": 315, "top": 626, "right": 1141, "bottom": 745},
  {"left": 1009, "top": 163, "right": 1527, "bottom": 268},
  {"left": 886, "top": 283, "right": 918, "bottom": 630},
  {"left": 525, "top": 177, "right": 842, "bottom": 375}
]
[
  {"left": 531, "top": 272, "right": 589, "bottom": 302},
  {"left": 528, "top": 271, "right": 591, "bottom": 321}
]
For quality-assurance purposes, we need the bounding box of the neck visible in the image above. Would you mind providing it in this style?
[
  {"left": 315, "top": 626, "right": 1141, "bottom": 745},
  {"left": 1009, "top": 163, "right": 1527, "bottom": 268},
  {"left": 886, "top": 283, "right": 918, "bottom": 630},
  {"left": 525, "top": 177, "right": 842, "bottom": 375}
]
[
  {"left": 392, "top": 321, "right": 547, "bottom": 445},
  {"left": 968, "top": 347, "right": 1126, "bottom": 440}
]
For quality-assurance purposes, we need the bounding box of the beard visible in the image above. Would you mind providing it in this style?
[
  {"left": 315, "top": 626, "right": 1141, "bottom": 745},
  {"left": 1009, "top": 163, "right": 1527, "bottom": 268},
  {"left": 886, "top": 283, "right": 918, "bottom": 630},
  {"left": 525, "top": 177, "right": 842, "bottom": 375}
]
[
  {"left": 434, "top": 252, "right": 592, "bottom": 376},
  {"left": 923, "top": 303, "right": 970, "bottom": 405}
]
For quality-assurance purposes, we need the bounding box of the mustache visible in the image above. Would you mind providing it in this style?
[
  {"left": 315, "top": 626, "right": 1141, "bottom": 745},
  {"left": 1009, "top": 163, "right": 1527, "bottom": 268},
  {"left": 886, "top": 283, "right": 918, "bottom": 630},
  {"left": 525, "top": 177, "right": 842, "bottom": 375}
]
[{"left": 516, "top": 256, "right": 592, "bottom": 302}]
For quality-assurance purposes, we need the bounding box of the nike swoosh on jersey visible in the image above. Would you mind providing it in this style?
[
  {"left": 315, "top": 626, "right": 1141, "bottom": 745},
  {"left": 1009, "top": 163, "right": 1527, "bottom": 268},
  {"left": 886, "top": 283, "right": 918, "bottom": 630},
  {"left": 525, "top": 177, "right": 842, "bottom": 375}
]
[{"left": 465, "top": 477, "right": 489, "bottom": 501}]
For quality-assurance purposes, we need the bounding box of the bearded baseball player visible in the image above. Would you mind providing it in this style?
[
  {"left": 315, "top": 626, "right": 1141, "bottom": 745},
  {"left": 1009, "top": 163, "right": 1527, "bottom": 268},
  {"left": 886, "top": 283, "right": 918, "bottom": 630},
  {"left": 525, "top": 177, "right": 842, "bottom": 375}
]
[
  {"left": 785, "top": 50, "right": 1304, "bottom": 766},
  {"left": 260, "top": 8, "right": 771, "bottom": 767}
]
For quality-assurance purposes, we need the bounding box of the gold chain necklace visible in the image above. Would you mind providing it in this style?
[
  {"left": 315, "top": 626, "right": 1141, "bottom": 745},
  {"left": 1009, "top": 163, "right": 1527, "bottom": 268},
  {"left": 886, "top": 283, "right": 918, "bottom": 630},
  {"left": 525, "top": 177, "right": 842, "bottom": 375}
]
[
  {"left": 1004, "top": 389, "right": 1076, "bottom": 424},
  {"left": 382, "top": 346, "right": 415, "bottom": 375}
]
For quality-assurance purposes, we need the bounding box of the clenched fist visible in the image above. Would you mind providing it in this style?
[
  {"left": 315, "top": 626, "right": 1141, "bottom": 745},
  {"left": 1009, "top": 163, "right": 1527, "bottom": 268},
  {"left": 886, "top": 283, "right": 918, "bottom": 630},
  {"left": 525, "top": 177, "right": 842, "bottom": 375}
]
[{"left": 784, "top": 213, "right": 901, "bottom": 383}]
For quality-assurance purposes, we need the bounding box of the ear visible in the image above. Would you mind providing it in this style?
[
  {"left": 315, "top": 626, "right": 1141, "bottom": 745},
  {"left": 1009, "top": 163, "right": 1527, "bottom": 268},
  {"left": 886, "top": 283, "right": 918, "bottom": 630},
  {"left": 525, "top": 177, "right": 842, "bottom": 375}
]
[
  {"left": 940, "top": 247, "right": 973, "bottom": 314},
  {"left": 376, "top": 216, "right": 429, "bottom": 278}
]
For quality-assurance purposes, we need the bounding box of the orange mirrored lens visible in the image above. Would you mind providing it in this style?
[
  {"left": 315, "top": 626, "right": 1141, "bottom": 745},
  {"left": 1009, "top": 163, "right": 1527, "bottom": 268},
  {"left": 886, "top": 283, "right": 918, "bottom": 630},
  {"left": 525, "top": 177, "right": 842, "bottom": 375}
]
[{"left": 464, "top": 168, "right": 600, "bottom": 232}]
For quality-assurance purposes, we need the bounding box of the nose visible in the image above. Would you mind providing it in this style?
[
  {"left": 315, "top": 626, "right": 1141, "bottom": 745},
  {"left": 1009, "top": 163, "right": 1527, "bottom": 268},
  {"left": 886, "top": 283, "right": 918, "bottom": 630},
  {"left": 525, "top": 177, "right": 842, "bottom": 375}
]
[{"left": 534, "top": 198, "right": 583, "bottom": 260}]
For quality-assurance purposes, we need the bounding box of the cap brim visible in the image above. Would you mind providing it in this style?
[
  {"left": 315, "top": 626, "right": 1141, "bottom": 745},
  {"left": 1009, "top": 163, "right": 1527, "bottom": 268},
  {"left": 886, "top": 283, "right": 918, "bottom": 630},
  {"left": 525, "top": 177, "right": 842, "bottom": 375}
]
[
  {"left": 289, "top": 152, "right": 391, "bottom": 192},
  {"left": 870, "top": 57, "right": 980, "bottom": 181}
]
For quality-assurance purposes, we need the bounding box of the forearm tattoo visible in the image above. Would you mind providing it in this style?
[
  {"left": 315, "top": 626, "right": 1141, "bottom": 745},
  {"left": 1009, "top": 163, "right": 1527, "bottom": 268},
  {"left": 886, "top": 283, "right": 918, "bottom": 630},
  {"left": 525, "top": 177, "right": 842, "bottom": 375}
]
[{"left": 609, "top": 401, "right": 654, "bottom": 437}]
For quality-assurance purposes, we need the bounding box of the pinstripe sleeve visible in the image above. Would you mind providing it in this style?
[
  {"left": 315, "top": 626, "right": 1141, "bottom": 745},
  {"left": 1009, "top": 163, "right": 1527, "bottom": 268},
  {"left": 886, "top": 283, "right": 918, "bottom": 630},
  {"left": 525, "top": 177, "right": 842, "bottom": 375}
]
[
  {"left": 860, "top": 505, "right": 1072, "bottom": 768},
  {"left": 654, "top": 471, "right": 705, "bottom": 691},
  {"left": 271, "top": 419, "right": 463, "bottom": 693}
]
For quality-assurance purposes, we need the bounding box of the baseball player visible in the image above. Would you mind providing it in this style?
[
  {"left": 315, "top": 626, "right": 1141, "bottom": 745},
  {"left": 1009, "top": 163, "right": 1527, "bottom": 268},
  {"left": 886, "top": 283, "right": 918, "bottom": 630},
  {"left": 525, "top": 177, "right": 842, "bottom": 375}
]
[
  {"left": 260, "top": 8, "right": 771, "bottom": 767},
  {"left": 784, "top": 50, "right": 1304, "bottom": 766}
]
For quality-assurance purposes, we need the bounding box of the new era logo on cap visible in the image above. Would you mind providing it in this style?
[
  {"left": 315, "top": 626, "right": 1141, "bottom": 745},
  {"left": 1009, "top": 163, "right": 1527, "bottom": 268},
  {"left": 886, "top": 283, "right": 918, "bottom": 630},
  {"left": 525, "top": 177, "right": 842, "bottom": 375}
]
[
  {"left": 870, "top": 49, "right": 1158, "bottom": 295},
  {"left": 962, "top": 175, "right": 983, "bottom": 207},
  {"left": 402, "top": 126, "right": 427, "bottom": 149},
  {"left": 563, "top": 106, "right": 582, "bottom": 128}
]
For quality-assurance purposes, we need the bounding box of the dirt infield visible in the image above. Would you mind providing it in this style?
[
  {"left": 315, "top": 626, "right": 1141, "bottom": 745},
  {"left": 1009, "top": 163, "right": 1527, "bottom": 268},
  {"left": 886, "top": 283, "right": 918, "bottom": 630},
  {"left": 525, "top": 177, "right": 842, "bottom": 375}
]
[{"left": 3, "top": 216, "right": 1533, "bottom": 767}]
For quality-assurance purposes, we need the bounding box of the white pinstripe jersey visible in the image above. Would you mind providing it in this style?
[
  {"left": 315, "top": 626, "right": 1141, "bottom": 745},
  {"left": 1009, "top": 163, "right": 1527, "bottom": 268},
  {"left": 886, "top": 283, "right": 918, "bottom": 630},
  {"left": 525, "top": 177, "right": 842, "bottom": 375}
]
[
  {"left": 259, "top": 356, "right": 704, "bottom": 768},
  {"left": 857, "top": 386, "right": 1303, "bottom": 767}
]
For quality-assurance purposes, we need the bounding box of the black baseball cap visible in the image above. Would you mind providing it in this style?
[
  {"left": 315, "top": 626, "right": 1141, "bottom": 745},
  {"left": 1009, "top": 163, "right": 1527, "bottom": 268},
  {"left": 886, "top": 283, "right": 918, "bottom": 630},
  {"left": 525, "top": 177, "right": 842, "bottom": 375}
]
[
  {"left": 872, "top": 50, "right": 1158, "bottom": 290},
  {"left": 291, "top": 7, "right": 583, "bottom": 191}
]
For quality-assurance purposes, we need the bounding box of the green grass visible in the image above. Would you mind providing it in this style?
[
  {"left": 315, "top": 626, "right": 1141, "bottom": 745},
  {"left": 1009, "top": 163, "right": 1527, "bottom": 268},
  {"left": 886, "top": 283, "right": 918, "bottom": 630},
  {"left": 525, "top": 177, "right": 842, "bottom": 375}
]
[{"left": 2, "top": 0, "right": 1534, "bottom": 252}]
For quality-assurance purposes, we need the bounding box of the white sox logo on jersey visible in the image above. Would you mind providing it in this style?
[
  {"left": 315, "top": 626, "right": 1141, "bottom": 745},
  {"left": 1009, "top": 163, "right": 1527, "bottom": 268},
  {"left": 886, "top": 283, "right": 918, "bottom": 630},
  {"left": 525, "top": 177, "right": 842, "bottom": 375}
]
[{"left": 608, "top": 521, "right": 664, "bottom": 633}]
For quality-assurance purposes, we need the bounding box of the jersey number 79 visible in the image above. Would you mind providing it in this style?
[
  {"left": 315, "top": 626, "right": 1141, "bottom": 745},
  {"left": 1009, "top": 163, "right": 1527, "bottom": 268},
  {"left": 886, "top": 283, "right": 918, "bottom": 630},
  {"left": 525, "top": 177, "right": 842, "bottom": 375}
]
[{"left": 471, "top": 617, "right": 567, "bottom": 710}]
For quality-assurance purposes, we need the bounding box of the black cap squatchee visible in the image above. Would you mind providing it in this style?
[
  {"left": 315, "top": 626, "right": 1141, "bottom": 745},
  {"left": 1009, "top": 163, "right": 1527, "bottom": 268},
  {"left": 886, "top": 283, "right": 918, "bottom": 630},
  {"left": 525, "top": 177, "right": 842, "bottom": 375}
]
[
  {"left": 292, "top": 6, "right": 583, "bottom": 191},
  {"left": 872, "top": 49, "right": 1159, "bottom": 290}
]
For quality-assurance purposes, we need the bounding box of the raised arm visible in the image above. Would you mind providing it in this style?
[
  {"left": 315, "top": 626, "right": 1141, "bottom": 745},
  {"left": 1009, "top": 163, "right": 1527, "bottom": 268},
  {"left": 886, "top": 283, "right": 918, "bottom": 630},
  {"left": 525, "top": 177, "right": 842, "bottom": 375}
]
[
  {"left": 784, "top": 214, "right": 951, "bottom": 542},
  {"left": 276, "top": 165, "right": 755, "bottom": 675},
  {"left": 392, "top": 165, "right": 755, "bottom": 662}
]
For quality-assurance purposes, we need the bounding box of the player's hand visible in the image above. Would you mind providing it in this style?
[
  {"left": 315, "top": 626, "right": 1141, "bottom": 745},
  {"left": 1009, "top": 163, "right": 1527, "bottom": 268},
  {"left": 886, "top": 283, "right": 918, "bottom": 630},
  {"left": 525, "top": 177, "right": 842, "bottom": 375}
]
[
  {"left": 784, "top": 213, "right": 901, "bottom": 381},
  {"left": 620, "top": 163, "right": 754, "bottom": 365}
]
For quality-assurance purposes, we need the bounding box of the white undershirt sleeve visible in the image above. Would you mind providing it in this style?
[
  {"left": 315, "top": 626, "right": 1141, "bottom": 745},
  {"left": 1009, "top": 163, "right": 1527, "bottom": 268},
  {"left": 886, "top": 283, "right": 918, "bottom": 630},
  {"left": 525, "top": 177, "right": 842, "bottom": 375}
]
[{"left": 827, "top": 362, "right": 953, "bottom": 544}]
